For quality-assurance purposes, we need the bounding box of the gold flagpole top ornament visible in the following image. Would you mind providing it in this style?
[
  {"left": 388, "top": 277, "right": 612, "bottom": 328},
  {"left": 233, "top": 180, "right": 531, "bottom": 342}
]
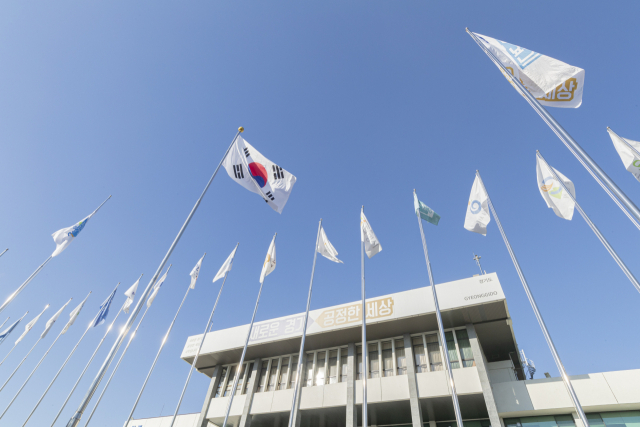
[{"left": 238, "top": 127, "right": 244, "bottom": 133}]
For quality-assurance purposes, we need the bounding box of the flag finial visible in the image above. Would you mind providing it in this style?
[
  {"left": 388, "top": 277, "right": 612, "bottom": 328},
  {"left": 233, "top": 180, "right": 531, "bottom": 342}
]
[{"left": 238, "top": 127, "right": 244, "bottom": 133}]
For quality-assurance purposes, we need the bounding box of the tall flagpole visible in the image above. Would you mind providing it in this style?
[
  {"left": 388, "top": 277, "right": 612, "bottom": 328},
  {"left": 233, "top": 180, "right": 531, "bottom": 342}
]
[
  {"left": 466, "top": 29, "right": 640, "bottom": 230},
  {"left": 0, "top": 256, "right": 52, "bottom": 315},
  {"left": 0, "top": 312, "right": 29, "bottom": 361},
  {"left": 221, "top": 234, "right": 276, "bottom": 427},
  {"left": 0, "top": 249, "right": 7, "bottom": 259},
  {"left": 360, "top": 207, "right": 368, "bottom": 427},
  {"left": 287, "top": 221, "right": 322, "bottom": 427},
  {"left": 0, "top": 318, "right": 9, "bottom": 332},
  {"left": 413, "top": 190, "right": 463, "bottom": 427},
  {"left": 66, "top": 128, "right": 243, "bottom": 427},
  {"left": 166, "top": 247, "right": 237, "bottom": 427},
  {"left": 0, "top": 336, "right": 44, "bottom": 394},
  {"left": 476, "top": 170, "right": 590, "bottom": 427},
  {"left": 537, "top": 152, "right": 640, "bottom": 294}
]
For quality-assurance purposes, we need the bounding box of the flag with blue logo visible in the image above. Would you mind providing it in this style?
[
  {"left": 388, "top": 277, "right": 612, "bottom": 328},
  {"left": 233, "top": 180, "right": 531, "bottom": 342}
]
[
  {"left": 93, "top": 286, "right": 118, "bottom": 327},
  {"left": 464, "top": 175, "right": 491, "bottom": 235},
  {"left": 0, "top": 318, "right": 23, "bottom": 346},
  {"left": 147, "top": 267, "right": 171, "bottom": 308},
  {"left": 414, "top": 192, "right": 440, "bottom": 226},
  {"left": 51, "top": 214, "right": 93, "bottom": 257},
  {"left": 474, "top": 32, "right": 585, "bottom": 108}
]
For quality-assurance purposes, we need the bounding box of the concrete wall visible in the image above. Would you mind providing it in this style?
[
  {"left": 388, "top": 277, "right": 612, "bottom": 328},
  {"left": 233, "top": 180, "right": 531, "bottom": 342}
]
[
  {"left": 128, "top": 413, "right": 200, "bottom": 427},
  {"left": 487, "top": 361, "right": 517, "bottom": 384}
]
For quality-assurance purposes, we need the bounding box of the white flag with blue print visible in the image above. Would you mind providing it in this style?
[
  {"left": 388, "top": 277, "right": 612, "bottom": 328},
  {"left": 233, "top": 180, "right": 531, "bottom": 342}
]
[
  {"left": 464, "top": 175, "right": 491, "bottom": 236},
  {"left": 536, "top": 156, "right": 575, "bottom": 220},
  {"left": 190, "top": 255, "right": 205, "bottom": 289},
  {"left": 51, "top": 214, "right": 92, "bottom": 257},
  {"left": 147, "top": 268, "right": 170, "bottom": 308}
]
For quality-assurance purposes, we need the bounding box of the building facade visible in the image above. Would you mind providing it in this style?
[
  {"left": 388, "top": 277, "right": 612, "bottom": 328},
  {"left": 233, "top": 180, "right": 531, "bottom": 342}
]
[{"left": 128, "top": 274, "right": 640, "bottom": 427}]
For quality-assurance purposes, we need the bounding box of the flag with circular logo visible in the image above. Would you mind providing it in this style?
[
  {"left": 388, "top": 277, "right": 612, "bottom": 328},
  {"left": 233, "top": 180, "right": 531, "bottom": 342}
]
[
  {"left": 536, "top": 155, "right": 575, "bottom": 220},
  {"left": 464, "top": 175, "right": 491, "bottom": 235}
]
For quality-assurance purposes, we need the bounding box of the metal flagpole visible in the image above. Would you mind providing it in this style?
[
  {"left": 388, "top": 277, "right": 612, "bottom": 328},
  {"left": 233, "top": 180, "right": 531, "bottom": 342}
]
[
  {"left": 66, "top": 128, "right": 243, "bottom": 427},
  {"left": 466, "top": 29, "right": 640, "bottom": 230},
  {"left": 0, "top": 256, "right": 52, "bottom": 316},
  {"left": 360, "top": 206, "right": 368, "bottom": 427},
  {"left": 475, "top": 170, "right": 590, "bottom": 427},
  {"left": 166, "top": 247, "right": 237, "bottom": 427},
  {"left": 287, "top": 221, "right": 322, "bottom": 427},
  {"left": 413, "top": 191, "right": 463, "bottom": 427},
  {"left": 0, "top": 249, "right": 7, "bottom": 259},
  {"left": 0, "top": 336, "right": 43, "bottom": 394},
  {"left": 537, "top": 151, "right": 640, "bottom": 294},
  {"left": 33, "top": 286, "right": 131, "bottom": 427},
  {"left": 0, "top": 312, "right": 29, "bottom": 362},
  {"left": 0, "top": 318, "right": 9, "bottom": 332},
  {"left": 221, "top": 234, "right": 276, "bottom": 427}
]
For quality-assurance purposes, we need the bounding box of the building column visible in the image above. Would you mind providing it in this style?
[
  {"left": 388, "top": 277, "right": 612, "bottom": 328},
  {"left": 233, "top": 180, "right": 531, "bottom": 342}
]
[
  {"left": 197, "top": 365, "right": 223, "bottom": 427},
  {"left": 239, "top": 359, "right": 262, "bottom": 427},
  {"left": 346, "top": 343, "right": 357, "bottom": 427},
  {"left": 466, "top": 324, "right": 503, "bottom": 427},
  {"left": 403, "top": 334, "right": 424, "bottom": 427},
  {"left": 293, "top": 353, "right": 307, "bottom": 427}
]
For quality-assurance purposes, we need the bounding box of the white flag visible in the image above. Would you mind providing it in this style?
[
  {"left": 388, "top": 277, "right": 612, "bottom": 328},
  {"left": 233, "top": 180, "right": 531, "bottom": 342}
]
[
  {"left": 147, "top": 269, "right": 170, "bottom": 308},
  {"left": 536, "top": 156, "right": 575, "bottom": 220},
  {"left": 464, "top": 175, "right": 491, "bottom": 235},
  {"left": 123, "top": 278, "right": 140, "bottom": 314},
  {"left": 16, "top": 306, "right": 48, "bottom": 345},
  {"left": 213, "top": 246, "right": 238, "bottom": 283},
  {"left": 360, "top": 211, "right": 382, "bottom": 259},
  {"left": 608, "top": 129, "right": 640, "bottom": 183},
  {"left": 259, "top": 237, "right": 276, "bottom": 284},
  {"left": 317, "top": 226, "right": 343, "bottom": 263},
  {"left": 41, "top": 299, "right": 71, "bottom": 339},
  {"left": 222, "top": 136, "right": 297, "bottom": 214},
  {"left": 190, "top": 255, "right": 205, "bottom": 289},
  {"left": 51, "top": 214, "right": 92, "bottom": 257},
  {"left": 474, "top": 32, "right": 585, "bottom": 108},
  {"left": 62, "top": 294, "right": 89, "bottom": 334}
]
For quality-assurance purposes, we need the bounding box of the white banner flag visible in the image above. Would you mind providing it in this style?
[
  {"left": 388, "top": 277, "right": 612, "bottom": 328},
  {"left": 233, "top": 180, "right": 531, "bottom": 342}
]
[
  {"left": 317, "top": 226, "right": 343, "bottom": 263},
  {"left": 260, "top": 236, "right": 276, "bottom": 284},
  {"left": 62, "top": 294, "right": 90, "bottom": 334},
  {"left": 223, "top": 136, "right": 297, "bottom": 214},
  {"left": 16, "top": 306, "right": 48, "bottom": 345},
  {"left": 190, "top": 255, "right": 205, "bottom": 289},
  {"left": 464, "top": 175, "right": 491, "bottom": 235},
  {"left": 41, "top": 300, "right": 71, "bottom": 339},
  {"left": 123, "top": 278, "right": 140, "bottom": 314},
  {"left": 608, "top": 129, "right": 640, "bottom": 183},
  {"left": 51, "top": 214, "right": 92, "bottom": 257},
  {"left": 147, "top": 269, "right": 170, "bottom": 308},
  {"left": 474, "top": 32, "right": 585, "bottom": 108},
  {"left": 536, "top": 156, "right": 575, "bottom": 220},
  {"left": 213, "top": 246, "right": 238, "bottom": 283},
  {"left": 360, "top": 211, "right": 382, "bottom": 259}
]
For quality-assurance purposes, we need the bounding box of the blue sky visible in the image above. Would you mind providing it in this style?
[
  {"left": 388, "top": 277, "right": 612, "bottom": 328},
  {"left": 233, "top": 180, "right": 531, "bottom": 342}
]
[{"left": 1, "top": 1, "right": 640, "bottom": 426}]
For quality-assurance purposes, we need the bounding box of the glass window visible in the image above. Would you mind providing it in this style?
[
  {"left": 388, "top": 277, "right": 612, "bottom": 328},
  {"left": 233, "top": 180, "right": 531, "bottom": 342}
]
[
  {"left": 455, "top": 329, "right": 475, "bottom": 368},
  {"left": 327, "top": 350, "right": 338, "bottom": 384},
  {"left": 395, "top": 339, "right": 406, "bottom": 375},
  {"left": 267, "top": 359, "right": 278, "bottom": 391},
  {"left": 426, "top": 334, "right": 443, "bottom": 371},
  {"left": 340, "top": 347, "right": 348, "bottom": 382},
  {"left": 601, "top": 411, "right": 640, "bottom": 427},
  {"left": 278, "top": 358, "right": 289, "bottom": 390},
  {"left": 242, "top": 363, "right": 254, "bottom": 395},
  {"left": 303, "top": 354, "right": 314, "bottom": 387},
  {"left": 257, "top": 361, "right": 269, "bottom": 392},
  {"left": 288, "top": 356, "right": 299, "bottom": 389},
  {"left": 214, "top": 367, "right": 228, "bottom": 398},
  {"left": 504, "top": 416, "right": 573, "bottom": 427},
  {"left": 235, "top": 364, "right": 247, "bottom": 395},
  {"left": 587, "top": 414, "right": 605, "bottom": 427},
  {"left": 223, "top": 365, "right": 237, "bottom": 396},
  {"left": 445, "top": 331, "right": 460, "bottom": 369},
  {"left": 315, "top": 352, "right": 326, "bottom": 386},
  {"left": 368, "top": 343, "right": 379, "bottom": 378},
  {"left": 356, "top": 346, "right": 363, "bottom": 380},
  {"left": 462, "top": 421, "right": 491, "bottom": 427},
  {"left": 412, "top": 336, "right": 427, "bottom": 373},
  {"left": 381, "top": 341, "right": 393, "bottom": 377}
]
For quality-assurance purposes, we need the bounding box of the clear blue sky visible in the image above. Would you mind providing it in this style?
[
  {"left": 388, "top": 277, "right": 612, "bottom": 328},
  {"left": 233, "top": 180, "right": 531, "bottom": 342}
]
[{"left": 1, "top": 2, "right": 639, "bottom": 426}]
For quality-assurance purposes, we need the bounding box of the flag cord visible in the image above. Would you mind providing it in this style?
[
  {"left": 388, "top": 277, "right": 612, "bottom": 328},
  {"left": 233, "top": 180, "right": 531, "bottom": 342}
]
[
  {"left": 476, "top": 171, "right": 590, "bottom": 427},
  {"left": 66, "top": 129, "right": 242, "bottom": 427},
  {"left": 537, "top": 152, "right": 640, "bottom": 294},
  {"left": 287, "top": 220, "right": 322, "bottom": 427},
  {"left": 415, "top": 210, "right": 464, "bottom": 427}
]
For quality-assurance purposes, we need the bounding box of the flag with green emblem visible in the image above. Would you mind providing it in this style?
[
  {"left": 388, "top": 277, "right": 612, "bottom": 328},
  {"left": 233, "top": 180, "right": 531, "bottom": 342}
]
[{"left": 413, "top": 191, "right": 440, "bottom": 225}]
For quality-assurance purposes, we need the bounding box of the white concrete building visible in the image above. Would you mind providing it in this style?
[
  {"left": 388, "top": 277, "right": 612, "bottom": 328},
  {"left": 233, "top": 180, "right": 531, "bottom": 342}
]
[{"left": 128, "top": 274, "right": 640, "bottom": 427}]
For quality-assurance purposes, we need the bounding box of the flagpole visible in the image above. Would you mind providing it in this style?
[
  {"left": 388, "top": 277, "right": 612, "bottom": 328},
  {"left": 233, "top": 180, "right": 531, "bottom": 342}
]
[
  {"left": 413, "top": 191, "right": 463, "bottom": 427},
  {"left": 466, "top": 29, "right": 640, "bottom": 230},
  {"left": 0, "top": 249, "right": 7, "bottom": 259},
  {"left": 286, "top": 221, "right": 322, "bottom": 427},
  {"left": 360, "top": 206, "right": 368, "bottom": 427},
  {"left": 0, "top": 337, "right": 43, "bottom": 394},
  {"left": 0, "top": 318, "right": 9, "bottom": 331},
  {"left": 66, "top": 128, "right": 243, "bottom": 427},
  {"left": 166, "top": 247, "right": 237, "bottom": 427},
  {"left": 537, "top": 152, "right": 640, "bottom": 294},
  {"left": 221, "top": 234, "right": 276, "bottom": 427},
  {"left": 475, "top": 170, "right": 590, "bottom": 427},
  {"left": 0, "top": 312, "right": 29, "bottom": 361},
  {"left": 0, "top": 256, "right": 52, "bottom": 316}
]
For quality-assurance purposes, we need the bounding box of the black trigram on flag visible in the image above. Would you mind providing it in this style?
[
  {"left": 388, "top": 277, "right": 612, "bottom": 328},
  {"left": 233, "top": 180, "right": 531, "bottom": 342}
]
[
  {"left": 233, "top": 164, "right": 244, "bottom": 179},
  {"left": 272, "top": 165, "right": 285, "bottom": 180},
  {"left": 265, "top": 191, "right": 275, "bottom": 202},
  {"left": 243, "top": 147, "right": 250, "bottom": 158}
]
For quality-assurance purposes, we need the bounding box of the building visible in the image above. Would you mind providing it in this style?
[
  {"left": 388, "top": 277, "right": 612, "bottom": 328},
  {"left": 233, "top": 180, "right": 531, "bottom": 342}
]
[{"left": 128, "top": 273, "right": 640, "bottom": 427}]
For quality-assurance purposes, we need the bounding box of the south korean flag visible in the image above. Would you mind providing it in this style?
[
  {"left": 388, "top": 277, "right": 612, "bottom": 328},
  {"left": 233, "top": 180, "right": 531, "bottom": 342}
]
[{"left": 223, "top": 136, "right": 297, "bottom": 213}]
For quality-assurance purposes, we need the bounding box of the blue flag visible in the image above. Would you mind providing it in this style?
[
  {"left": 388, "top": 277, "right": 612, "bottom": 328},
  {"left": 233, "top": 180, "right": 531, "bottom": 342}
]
[
  {"left": 93, "top": 286, "right": 117, "bottom": 327},
  {"left": 0, "top": 318, "right": 22, "bottom": 346}
]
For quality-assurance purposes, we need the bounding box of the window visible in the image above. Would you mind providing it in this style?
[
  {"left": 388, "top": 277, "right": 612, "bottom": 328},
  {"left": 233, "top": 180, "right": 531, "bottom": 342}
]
[
  {"left": 368, "top": 343, "right": 379, "bottom": 378},
  {"left": 257, "top": 361, "right": 269, "bottom": 392},
  {"left": 303, "top": 354, "right": 314, "bottom": 387},
  {"left": 223, "top": 365, "right": 237, "bottom": 396},
  {"left": 505, "top": 415, "right": 577, "bottom": 427},
  {"left": 395, "top": 339, "right": 406, "bottom": 375},
  {"left": 214, "top": 367, "right": 228, "bottom": 398},
  {"left": 288, "top": 356, "right": 299, "bottom": 389},
  {"left": 235, "top": 364, "right": 247, "bottom": 395},
  {"left": 381, "top": 341, "right": 393, "bottom": 377},
  {"left": 445, "top": 331, "right": 460, "bottom": 369},
  {"left": 340, "top": 347, "right": 348, "bottom": 382},
  {"left": 327, "top": 350, "right": 338, "bottom": 384},
  {"left": 267, "top": 359, "right": 278, "bottom": 391},
  {"left": 412, "top": 337, "right": 427, "bottom": 373},
  {"left": 455, "top": 329, "right": 475, "bottom": 367},
  {"left": 242, "top": 363, "right": 254, "bottom": 394},
  {"left": 278, "top": 358, "right": 289, "bottom": 390},
  {"left": 356, "top": 346, "right": 363, "bottom": 380},
  {"left": 426, "top": 334, "right": 443, "bottom": 371},
  {"left": 315, "top": 352, "right": 326, "bottom": 386}
]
